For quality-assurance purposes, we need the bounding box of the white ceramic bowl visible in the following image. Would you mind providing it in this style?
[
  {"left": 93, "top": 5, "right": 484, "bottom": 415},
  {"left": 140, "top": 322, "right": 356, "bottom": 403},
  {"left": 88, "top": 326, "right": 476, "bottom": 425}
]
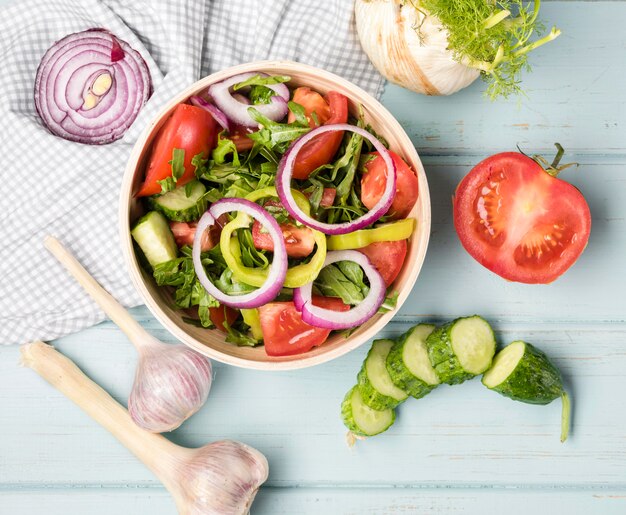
[{"left": 120, "top": 60, "right": 430, "bottom": 370}]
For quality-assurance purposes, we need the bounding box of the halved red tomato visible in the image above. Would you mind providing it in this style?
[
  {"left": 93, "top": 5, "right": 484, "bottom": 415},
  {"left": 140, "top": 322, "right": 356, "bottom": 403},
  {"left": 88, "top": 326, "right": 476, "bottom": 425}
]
[
  {"left": 289, "top": 89, "right": 348, "bottom": 180},
  {"left": 453, "top": 151, "right": 591, "bottom": 283},
  {"left": 137, "top": 104, "right": 218, "bottom": 197},
  {"left": 359, "top": 240, "right": 408, "bottom": 286},
  {"left": 361, "top": 151, "right": 419, "bottom": 220},
  {"left": 259, "top": 296, "right": 350, "bottom": 357},
  {"left": 209, "top": 305, "right": 240, "bottom": 333},
  {"left": 252, "top": 221, "right": 316, "bottom": 258}
]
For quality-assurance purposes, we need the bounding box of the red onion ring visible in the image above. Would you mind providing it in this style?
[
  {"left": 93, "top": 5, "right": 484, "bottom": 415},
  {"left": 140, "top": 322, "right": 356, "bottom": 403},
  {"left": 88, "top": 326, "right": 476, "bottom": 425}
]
[
  {"left": 277, "top": 124, "right": 396, "bottom": 235},
  {"left": 189, "top": 96, "right": 231, "bottom": 132},
  {"left": 192, "top": 198, "right": 288, "bottom": 309},
  {"left": 208, "top": 72, "right": 289, "bottom": 128},
  {"left": 34, "top": 29, "right": 151, "bottom": 144},
  {"left": 293, "top": 250, "right": 386, "bottom": 330}
]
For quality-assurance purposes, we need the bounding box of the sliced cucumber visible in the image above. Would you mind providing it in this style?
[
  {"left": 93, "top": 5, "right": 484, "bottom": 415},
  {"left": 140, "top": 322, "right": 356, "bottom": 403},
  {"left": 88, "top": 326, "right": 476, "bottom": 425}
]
[
  {"left": 386, "top": 324, "right": 439, "bottom": 399},
  {"left": 426, "top": 315, "right": 496, "bottom": 385},
  {"left": 483, "top": 340, "right": 570, "bottom": 442},
  {"left": 357, "top": 339, "right": 409, "bottom": 410},
  {"left": 341, "top": 386, "right": 395, "bottom": 437},
  {"left": 148, "top": 181, "right": 207, "bottom": 222},
  {"left": 131, "top": 211, "right": 178, "bottom": 268}
]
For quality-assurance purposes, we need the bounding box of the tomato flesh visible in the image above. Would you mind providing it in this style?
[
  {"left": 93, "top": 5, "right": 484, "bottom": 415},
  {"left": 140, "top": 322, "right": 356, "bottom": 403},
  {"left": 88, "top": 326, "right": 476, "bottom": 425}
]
[
  {"left": 290, "top": 90, "right": 348, "bottom": 180},
  {"left": 227, "top": 125, "right": 255, "bottom": 153},
  {"left": 137, "top": 104, "right": 218, "bottom": 197},
  {"left": 454, "top": 152, "right": 591, "bottom": 283},
  {"left": 252, "top": 221, "right": 316, "bottom": 258},
  {"left": 359, "top": 240, "right": 408, "bottom": 286},
  {"left": 259, "top": 297, "right": 350, "bottom": 357},
  {"left": 361, "top": 151, "right": 419, "bottom": 220},
  {"left": 209, "top": 305, "right": 240, "bottom": 333},
  {"left": 288, "top": 87, "right": 331, "bottom": 127},
  {"left": 169, "top": 215, "right": 228, "bottom": 251}
]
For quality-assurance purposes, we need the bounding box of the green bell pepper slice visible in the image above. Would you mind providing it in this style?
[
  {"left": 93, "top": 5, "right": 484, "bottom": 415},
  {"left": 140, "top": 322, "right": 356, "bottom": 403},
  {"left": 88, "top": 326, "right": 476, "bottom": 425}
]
[
  {"left": 220, "top": 187, "right": 327, "bottom": 288},
  {"left": 241, "top": 308, "right": 263, "bottom": 340},
  {"left": 326, "top": 218, "right": 415, "bottom": 250}
]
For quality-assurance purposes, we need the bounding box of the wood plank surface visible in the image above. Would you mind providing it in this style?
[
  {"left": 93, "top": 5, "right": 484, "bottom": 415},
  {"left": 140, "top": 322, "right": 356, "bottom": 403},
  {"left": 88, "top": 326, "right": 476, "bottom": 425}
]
[{"left": 1, "top": 1, "right": 625, "bottom": 514}]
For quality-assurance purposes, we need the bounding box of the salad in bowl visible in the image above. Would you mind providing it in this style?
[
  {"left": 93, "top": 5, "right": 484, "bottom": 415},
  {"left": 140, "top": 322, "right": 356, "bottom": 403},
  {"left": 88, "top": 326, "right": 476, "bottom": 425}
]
[{"left": 121, "top": 61, "right": 430, "bottom": 369}]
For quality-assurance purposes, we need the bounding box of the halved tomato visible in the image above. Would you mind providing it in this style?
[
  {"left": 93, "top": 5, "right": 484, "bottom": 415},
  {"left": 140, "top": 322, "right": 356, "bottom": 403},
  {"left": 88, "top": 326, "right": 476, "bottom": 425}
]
[
  {"left": 453, "top": 151, "right": 591, "bottom": 283},
  {"left": 259, "top": 296, "right": 350, "bottom": 357},
  {"left": 359, "top": 240, "right": 408, "bottom": 286},
  {"left": 289, "top": 90, "right": 348, "bottom": 180},
  {"left": 361, "top": 151, "right": 419, "bottom": 220},
  {"left": 209, "top": 305, "right": 240, "bottom": 333},
  {"left": 252, "top": 221, "right": 316, "bottom": 258},
  {"left": 137, "top": 104, "right": 218, "bottom": 197}
]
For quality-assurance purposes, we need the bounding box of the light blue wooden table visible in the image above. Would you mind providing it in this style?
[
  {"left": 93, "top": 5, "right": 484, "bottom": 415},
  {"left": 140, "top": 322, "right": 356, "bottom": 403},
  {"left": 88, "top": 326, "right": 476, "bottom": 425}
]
[{"left": 1, "top": 1, "right": 625, "bottom": 513}]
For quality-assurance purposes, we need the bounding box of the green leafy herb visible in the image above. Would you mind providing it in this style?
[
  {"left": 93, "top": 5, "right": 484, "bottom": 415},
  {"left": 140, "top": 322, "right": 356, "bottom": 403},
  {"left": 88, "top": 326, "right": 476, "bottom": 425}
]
[
  {"left": 378, "top": 290, "right": 399, "bottom": 313},
  {"left": 232, "top": 74, "right": 291, "bottom": 90},
  {"left": 215, "top": 268, "right": 257, "bottom": 295},
  {"left": 237, "top": 228, "right": 269, "bottom": 269},
  {"left": 249, "top": 85, "right": 275, "bottom": 105},
  {"left": 212, "top": 132, "right": 240, "bottom": 166},
  {"left": 248, "top": 107, "right": 310, "bottom": 153},
  {"left": 314, "top": 261, "right": 369, "bottom": 306},
  {"left": 415, "top": 0, "right": 561, "bottom": 98},
  {"left": 222, "top": 317, "right": 262, "bottom": 347},
  {"left": 157, "top": 148, "right": 186, "bottom": 193}
]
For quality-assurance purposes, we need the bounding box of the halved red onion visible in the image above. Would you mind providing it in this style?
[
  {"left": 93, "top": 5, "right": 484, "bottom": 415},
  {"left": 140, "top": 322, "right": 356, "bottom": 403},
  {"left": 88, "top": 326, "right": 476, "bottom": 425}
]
[
  {"left": 189, "top": 95, "right": 231, "bottom": 132},
  {"left": 208, "top": 72, "right": 289, "bottom": 128},
  {"left": 34, "top": 29, "right": 151, "bottom": 145},
  {"left": 277, "top": 124, "right": 396, "bottom": 235},
  {"left": 293, "top": 250, "right": 386, "bottom": 330},
  {"left": 192, "top": 198, "right": 288, "bottom": 309}
]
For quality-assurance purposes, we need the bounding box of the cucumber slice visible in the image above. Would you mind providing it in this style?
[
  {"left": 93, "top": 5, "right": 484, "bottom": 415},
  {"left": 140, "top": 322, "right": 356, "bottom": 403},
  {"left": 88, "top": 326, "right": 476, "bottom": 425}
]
[
  {"left": 357, "top": 339, "right": 409, "bottom": 410},
  {"left": 426, "top": 315, "right": 496, "bottom": 385},
  {"left": 341, "top": 386, "right": 395, "bottom": 437},
  {"left": 483, "top": 341, "right": 570, "bottom": 442},
  {"left": 131, "top": 211, "right": 178, "bottom": 268},
  {"left": 386, "top": 324, "right": 439, "bottom": 399},
  {"left": 148, "top": 181, "right": 207, "bottom": 222}
]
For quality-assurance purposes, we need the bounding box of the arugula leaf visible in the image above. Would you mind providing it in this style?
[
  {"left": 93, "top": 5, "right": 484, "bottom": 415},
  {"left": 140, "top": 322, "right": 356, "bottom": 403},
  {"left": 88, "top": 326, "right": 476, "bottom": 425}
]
[
  {"left": 157, "top": 176, "right": 177, "bottom": 193},
  {"left": 157, "top": 148, "right": 186, "bottom": 194},
  {"left": 314, "top": 261, "right": 369, "bottom": 305},
  {"left": 215, "top": 268, "right": 256, "bottom": 295},
  {"left": 212, "top": 132, "right": 240, "bottom": 166},
  {"left": 232, "top": 74, "right": 291, "bottom": 90},
  {"left": 223, "top": 317, "right": 262, "bottom": 347},
  {"left": 248, "top": 107, "right": 310, "bottom": 152},
  {"left": 249, "top": 85, "right": 275, "bottom": 105},
  {"left": 237, "top": 228, "right": 269, "bottom": 269},
  {"left": 287, "top": 101, "right": 309, "bottom": 126},
  {"left": 192, "top": 152, "right": 208, "bottom": 179}
]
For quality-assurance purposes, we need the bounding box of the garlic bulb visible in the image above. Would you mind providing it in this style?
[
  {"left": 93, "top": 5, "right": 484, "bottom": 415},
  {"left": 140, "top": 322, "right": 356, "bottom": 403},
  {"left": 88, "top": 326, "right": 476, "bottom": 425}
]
[
  {"left": 128, "top": 339, "right": 212, "bottom": 433},
  {"left": 355, "top": 0, "right": 479, "bottom": 96},
  {"left": 21, "top": 341, "right": 268, "bottom": 515}
]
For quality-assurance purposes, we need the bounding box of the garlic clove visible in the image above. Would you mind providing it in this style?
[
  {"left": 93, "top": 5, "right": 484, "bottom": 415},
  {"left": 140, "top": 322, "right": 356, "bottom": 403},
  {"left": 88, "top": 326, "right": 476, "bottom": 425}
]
[
  {"left": 355, "top": 0, "right": 479, "bottom": 96},
  {"left": 177, "top": 440, "right": 270, "bottom": 515},
  {"left": 129, "top": 342, "right": 212, "bottom": 433}
]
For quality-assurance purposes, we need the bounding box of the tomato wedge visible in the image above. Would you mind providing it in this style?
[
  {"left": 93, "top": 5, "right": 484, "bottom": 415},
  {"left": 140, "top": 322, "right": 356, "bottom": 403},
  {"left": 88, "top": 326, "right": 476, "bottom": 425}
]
[
  {"left": 209, "top": 305, "right": 240, "bottom": 333},
  {"left": 169, "top": 215, "right": 228, "bottom": 251},
  {"left": 361, "top": 151, "right": 419, "bottom": 220},
  {"left": 359, "top": 240, "right": 408, "bottom": 286},
  {"left": 288, "top": 87, "right": 331, "bottom": 127},
  {"left": 453, "top": 151, "right": 591, "bottom": 283},
  {"left": 227, "top": 125, "right": 255, "bottom": 153},
  {"left": 259, "top": 297, "right": 350, "bottom": 357},
  {"left": 290, "top": 89, "right": 348, "bottom": 180},
  {"left": 137, "top": 104, "right": 218, "bottom": 197},
  {"left": 252, "top": 221, "right": 316, "bottom": 258}
]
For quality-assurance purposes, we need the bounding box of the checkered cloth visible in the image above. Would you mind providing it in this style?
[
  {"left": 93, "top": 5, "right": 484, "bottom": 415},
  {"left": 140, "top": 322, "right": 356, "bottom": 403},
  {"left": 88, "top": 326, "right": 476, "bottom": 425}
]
[{"left": 0, "top": 0, "right": 384, "bottom": 345}]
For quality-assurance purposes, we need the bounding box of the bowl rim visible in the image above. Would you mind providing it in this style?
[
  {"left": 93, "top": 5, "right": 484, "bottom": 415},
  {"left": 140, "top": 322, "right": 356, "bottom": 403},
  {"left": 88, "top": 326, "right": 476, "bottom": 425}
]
[{"left": 119, "top": 60, "right": 430, "bottom": 370}]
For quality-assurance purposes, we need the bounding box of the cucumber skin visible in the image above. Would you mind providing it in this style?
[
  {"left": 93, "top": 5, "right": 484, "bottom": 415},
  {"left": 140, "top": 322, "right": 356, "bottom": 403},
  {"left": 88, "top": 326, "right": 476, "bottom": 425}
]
[
  {"left": 148, "top": 181, "right": 207, "bottom": 222},
  {"left": 426, "top": 319, "right": 475, "bottom": 385},
  {"left": 386, "top": 331, "right": 437, "bottom": 399},
  {"left": 357, "top": 342, "right": 406, "bottom": 410},
  {"left": 483, "top": 342, "right": 563, "bottom": 404},
  {"left": 341, "top": 386, "right": 395, "bottom": 437}
]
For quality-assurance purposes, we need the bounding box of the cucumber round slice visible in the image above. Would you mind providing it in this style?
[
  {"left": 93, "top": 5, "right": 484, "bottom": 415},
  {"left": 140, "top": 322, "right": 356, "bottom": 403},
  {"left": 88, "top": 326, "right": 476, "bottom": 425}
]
[
  {"left": 131, "top": 211, "right": 178, "bottom": 268},
  {"left": 426, "top": 315, "right": 496, "bottom": 385},
  {"left": 148, "top": 181, "right": 207, "bottom": 222},
  {"left": 341, "top": 386, "right": 395, "bottom": 437},
  {"left": 386, "top": 324, "right": 439, "bottom": 399},
  {"left": 482, "top": 341, "right": 570, "bottom": 442},
  {"left": 358, "top": 339, "right": 409, "bottom": 410}
]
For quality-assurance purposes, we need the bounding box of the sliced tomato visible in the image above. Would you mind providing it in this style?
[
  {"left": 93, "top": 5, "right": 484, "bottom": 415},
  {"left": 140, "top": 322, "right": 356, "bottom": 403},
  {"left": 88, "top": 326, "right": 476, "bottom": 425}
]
[
  {"left": 361, "top": 151, "right": 419, "bottom": 220},
  {"left": 288, "top": 87, "right": 331, "bottom": 127},
  {"left": 137, "top": 104, "right": 218, "bottom": 197},
  {"left": 227, "top": 125, "right": 255, "bottom": 153},
  {"left": 209, "top": 305, "right": 240, "bottom": 333},
  {"left": 320, "top": 187, "right": 336, "bottom": 208},
  {"left": 359, "top": 240, "right": 408, "bottom": 286},
  {"left": 290, "top": 90, "right": 348, "bottom": 180},
  {"left": 252, "top": 221, "right": 316, "bottom": 258},
  {"left": 453, "top": 151, "right": 591, "bottom": 284},
  {"left": 169, "top": 215, "right": 228, "bottom": 251},
  {"left": 259, "top": 296, "right": 350, "bottom": 357}
]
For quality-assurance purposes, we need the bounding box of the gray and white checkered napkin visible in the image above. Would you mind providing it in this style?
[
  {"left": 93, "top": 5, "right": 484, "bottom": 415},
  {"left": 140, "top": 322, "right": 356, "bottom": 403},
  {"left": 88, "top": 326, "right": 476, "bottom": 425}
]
[{"left": 0, "top": 0, "right": 384, "bottom": 345}]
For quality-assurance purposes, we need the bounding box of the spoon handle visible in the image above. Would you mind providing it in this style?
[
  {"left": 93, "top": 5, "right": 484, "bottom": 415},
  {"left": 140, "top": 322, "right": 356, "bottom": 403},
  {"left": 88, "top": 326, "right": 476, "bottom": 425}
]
[{"left": 44, "top": 235, "right": 149, "bottom": 347}]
